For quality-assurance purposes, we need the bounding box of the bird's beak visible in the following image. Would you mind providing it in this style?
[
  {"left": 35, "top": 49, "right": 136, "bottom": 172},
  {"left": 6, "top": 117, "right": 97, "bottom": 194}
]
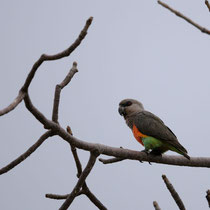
[{"left": 118, "top": 106, "right": 125, "bottom": 116}]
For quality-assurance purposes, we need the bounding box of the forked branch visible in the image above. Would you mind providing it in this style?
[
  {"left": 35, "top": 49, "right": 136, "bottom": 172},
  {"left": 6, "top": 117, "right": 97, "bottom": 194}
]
[
  {"left": 59, "top": 152, "right": 99, "bottom": 210},
  {"left": 66, "top": 126, "right": 107, "bottom": 209},
  {"left": 0, "top": 17, "right": 93, "bottom": 116},
  {"left": 21, "top": 16, "right": 92, "bottom": 92}
]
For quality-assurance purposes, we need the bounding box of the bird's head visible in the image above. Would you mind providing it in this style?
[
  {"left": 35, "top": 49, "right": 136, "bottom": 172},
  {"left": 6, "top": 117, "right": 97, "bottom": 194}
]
[{"left": 118, "top": 99, "right": 144, "bottom": 118}]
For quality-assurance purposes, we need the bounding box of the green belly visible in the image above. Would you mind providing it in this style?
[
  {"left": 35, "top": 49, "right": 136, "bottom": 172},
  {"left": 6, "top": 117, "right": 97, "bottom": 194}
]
[
  {"left": 142, "top": 136, "right": 181, "bottom": 155},
  {"left": 142, "top": 136, "right": 164, "bottom": 151}
]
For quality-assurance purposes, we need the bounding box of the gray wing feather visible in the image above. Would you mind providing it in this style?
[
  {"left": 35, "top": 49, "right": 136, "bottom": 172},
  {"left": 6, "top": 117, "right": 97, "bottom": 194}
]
[{"left": 134, "top": 111, "right": 187, "bottom": 153}]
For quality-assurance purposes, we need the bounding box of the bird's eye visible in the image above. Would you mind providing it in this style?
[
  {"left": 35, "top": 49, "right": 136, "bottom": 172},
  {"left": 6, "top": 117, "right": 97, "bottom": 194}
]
[{"left": 125, "top": 101, "right": 132, "bottom": 106}]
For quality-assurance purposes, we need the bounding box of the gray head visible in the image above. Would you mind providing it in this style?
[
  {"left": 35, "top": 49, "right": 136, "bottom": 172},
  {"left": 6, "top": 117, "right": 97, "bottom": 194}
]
[{"left": 118, "top": 99, "right": 144, "bottom": 118}]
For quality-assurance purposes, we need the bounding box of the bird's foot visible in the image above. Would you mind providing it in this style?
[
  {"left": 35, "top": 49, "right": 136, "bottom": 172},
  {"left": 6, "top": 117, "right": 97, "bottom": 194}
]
[
  {"left": 141, "top": 149, "right": 149, "bottom": 155},
  {"left": 140, "top": 149, "right": 152, "bottom": 165},
  {"left": 150, "top": 150, "right": 162, "bottom": 157}
]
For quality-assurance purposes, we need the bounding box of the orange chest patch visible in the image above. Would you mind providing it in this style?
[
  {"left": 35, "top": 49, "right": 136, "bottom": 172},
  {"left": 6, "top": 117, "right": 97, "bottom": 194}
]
[{"left": 132, "top": 124, "right": 148, "bottom": 146}]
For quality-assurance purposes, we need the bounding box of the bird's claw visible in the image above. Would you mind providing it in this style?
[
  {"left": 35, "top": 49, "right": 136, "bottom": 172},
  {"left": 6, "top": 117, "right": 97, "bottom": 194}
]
[
  {"left": 141, "top": 149, "right": 149, "bottom": 155},
  {"left": 140, "top": 149, "right": 152, "bottom": 165}
]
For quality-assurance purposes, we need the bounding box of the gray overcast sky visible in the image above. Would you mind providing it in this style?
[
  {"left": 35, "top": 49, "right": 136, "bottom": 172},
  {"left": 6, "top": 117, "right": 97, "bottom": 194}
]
[{"left": 1, "top": 0, "right": 210, "bottom": 209}]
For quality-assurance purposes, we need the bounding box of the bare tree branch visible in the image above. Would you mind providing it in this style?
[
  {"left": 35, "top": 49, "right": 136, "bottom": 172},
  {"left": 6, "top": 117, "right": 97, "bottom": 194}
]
[
  {"left": 0, "top": 17, "right": 93, "bottom": 117},
  {"left": 83, "top": 185, "right": 107, "bottom": 210},
  {"left": 0, "top": 91, "right": 26, "bottom": 116},
  {"left": 70, "top": 144, "right": 83, "bottom": 177},
  {"left": 158, "top": 1, "right": 210, "bottom": 35},
  {"left": 46, "top": 194, "right": 70, "bottom": 200},
  {"left": 153, "top": 201, "right": 161, "bottom": 210},
  {"left": 15, "top": 101, "right": 210, "bottom": 169},
  {"left": 205, "top": 0, "right": 210, "bottom": 12},
  {"left": 46, "top": 188, "right": 85, "bottom": 200},
  {"left": 52, "top": 63, "right": 78, "bottom": 123},
  {"left": 162, "top": 175, "right": 186, "bottom": 210},
  {"left": 66, "top": 126, "right": 107, "bottom": 209},
  {"left": 99, "top": 157, "right": 125, "bottom": 164},
  {"left": 66, "top": 126, "right": 83, "bottom": 178},
  {"left": 0, "top": 130, "right": 54, "bottom": 175},
  {"left": 59, "top": 152, "right": 98, "bottom": 210},
  {"left": 206, "top": 190, "right": 210, "bottom": 207},
  {"left": 92, "top": 147, "right": 210, "bottom": 168},
  {"left": 99, "top": 147, "right": 126, "bottom": 164},
  {"left": 21, "top": 17, "right": 93, "bottom": 93},
  {"left": 20, "top": 46, "right": 210, "bottom": 168}
]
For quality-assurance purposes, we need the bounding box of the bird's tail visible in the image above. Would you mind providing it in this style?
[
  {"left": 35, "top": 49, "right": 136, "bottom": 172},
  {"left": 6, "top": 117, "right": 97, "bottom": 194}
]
[
  {"left": 176, "top": 144, "right": 190, "bottom": 160},
  {"left": 169, "top": 143, "right": 190, "bottom": 160},
  {"left": 182, "top": 152, "right": 190, "bottom": 160}
]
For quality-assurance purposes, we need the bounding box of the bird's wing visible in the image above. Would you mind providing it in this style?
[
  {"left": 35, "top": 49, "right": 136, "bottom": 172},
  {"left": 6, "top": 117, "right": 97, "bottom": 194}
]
[{"left": 133, "top": 111, "right": 188, "bottom": 153}]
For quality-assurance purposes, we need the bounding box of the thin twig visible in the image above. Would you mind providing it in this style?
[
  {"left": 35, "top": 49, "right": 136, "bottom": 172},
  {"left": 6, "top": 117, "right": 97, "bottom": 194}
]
[
  {"left": 99, "top": 157, "right": 125, "bottom": 164},
  {"left": 153, "top": 201, "right": 161, "bottom": 210},
  {"left": 52, "top": 62, "right": 78, "bottom": 123},
  {"left": 0, "top": 130, "right": 54, "bottom": 175},
  {"left": 46, "top": 190, "right": 85, "bottom": 199},
  {"left": 59, "top": 152, "right": 98, "bottom": 210},
  {"left": 46, "top": 194, "right": 70, "bottom": 200},
  {"left": 206, "top": 190, "right": 210, "bottom": 207},
  {"left": 70, "top": 145, "right": 83, "bottom": 177},
  {"left": 158, "top": 1, "right": 210, "bottom": 35},
  {"left": 205, "top": 0, "right": 210, "bottom": 12},
  {"left": 46, "top": 188, "right": 84, "bottom": 200},
  {"left": 162, "top": 175, "right": 186, "bottom": 210},
  {"left": 66, "top": 126, "right": 82, "bottom": 178},
  {"left": 0, "top": 17, "right": 93, "bottom": 116}
]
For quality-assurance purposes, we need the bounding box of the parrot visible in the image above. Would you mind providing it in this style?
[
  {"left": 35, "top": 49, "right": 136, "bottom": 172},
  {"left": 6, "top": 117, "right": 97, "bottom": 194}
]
[{"left": 118, "top": 99, "right": 190, "bottom": 159}]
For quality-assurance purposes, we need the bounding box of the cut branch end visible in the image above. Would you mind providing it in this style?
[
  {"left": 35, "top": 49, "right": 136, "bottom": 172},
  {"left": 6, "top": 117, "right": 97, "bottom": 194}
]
[
  {"left": 153, "top": 201, "right": 161, "bottom": 210},
  {"left": 206, "top": 189, "right": 210, "bottom": 207}
]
